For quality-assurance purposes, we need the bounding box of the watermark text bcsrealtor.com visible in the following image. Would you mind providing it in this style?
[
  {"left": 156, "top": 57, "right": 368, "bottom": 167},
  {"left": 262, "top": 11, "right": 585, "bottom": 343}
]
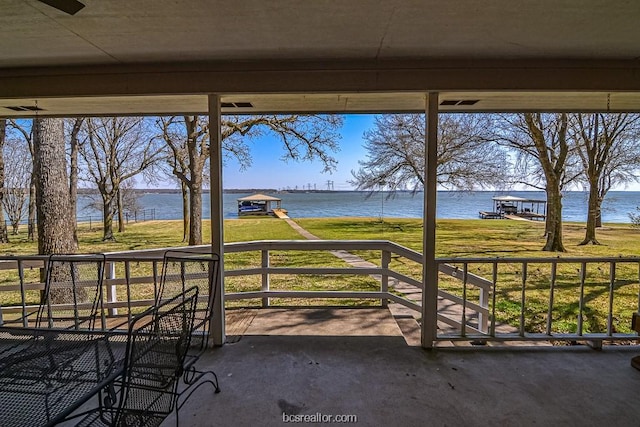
[{"left": 282, "top": 412, "right": 358, "bottom": 423}]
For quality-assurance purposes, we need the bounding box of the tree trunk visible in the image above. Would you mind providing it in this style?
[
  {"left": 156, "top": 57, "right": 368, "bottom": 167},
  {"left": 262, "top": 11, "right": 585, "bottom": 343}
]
[
  {"left": 543, "top": 186, "right": 566, "bottom": 252},
  {"left": 0, "top": 120, "right": 8, "bottom": 243},
  {"left": 33, "top": 118, "right": 77, "bottom": 255},
  {"left": 595, "top": 196, "right": 603, "bottom": 228},
  {"left": 69, "top": 118, "right": 82, "bottom": 244},
  {"left": 189, "top": 176, "right": 203, "bottom": 245},
  {"left": 184, "top": 115, "right": 207, "bottom": 246},
  {"left": 103, "top": 197, "right": 115, "bottom": 241},
  {"left": 117, "top": 189, "right": 125, "bottom": 233},
  {"left": 579, "top": 178, "right": 601, "bottom": 245},
  {"left": 181, "top": 180, "right": 189, "bottom": 242},
  {"left": 28, "top": 177, "right": 36, "bottom": 241},
  {"left": 596, "top": 206, "right": 602, "bottom": 228}
]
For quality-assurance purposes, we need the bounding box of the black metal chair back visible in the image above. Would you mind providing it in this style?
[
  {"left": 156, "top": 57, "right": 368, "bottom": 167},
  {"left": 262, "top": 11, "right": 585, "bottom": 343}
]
[
  {"left": 115, "top": 286, "right": 199, "bottom": 426},
  {"left": 75, "top": 286, "right": 199, "bottom": 427},
  {"left": 37, "top": 254, "right": 106, "bottom": 330},
  {"left": 158, "top": 251, "right": 220, "bottom": 350}
]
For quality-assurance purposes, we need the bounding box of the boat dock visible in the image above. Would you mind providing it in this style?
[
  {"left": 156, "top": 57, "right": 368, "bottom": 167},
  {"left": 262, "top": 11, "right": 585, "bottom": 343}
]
[
  {"left": 478, "top": 211, "right": 502, "bottom": 219},
  {"left": 272, "top": 208, "right": 289, "bottom": 219},
  {"left": 479, "top": 195, "right": 546, "bottom": 221},
  {"left": 237, "top": 193, "right": 283, "bottom": 217}
]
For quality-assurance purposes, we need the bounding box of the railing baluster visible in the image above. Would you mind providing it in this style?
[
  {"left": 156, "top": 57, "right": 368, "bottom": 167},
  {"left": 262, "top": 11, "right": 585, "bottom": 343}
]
[
  {"left": 152, "top": 260, "right": 159, "bottom": 302},
  {"left": 578, "top": 262, "right": 586, "bottom": 336},
  {"left": 546, "top": 262, "right": 557, "bottom": 336},
  {"left": 520, "top": 262, "right": 527, "bottom": 337},
  {"left": 105, "top": 262, "right": 118, "bottom": 317},
  {"left": 461, "top": 263, "right": 468, "bottom": 337},
  {"left": 17, "top": 260, "right": 27, "bottom": 327},
  {"left": 97, "top": 261, "right": 106, "bottom": 331},
  {"left": 381, "top": 250, "right": 390, "bottom": 308},
  {"left": 478, "top": 263, "right": 489, "bottom": 333},
  {"left": 490, "top": 262, "right": 497, "bottom": 337},
  {"left": 261, "top": 249, "right": 270, "bottom": 308},
  {"left": 607, "top": 262, "right": 615, "bottom": 337},
  {"left": 125, "top": 261, "right": 132, "bottom": 323}
]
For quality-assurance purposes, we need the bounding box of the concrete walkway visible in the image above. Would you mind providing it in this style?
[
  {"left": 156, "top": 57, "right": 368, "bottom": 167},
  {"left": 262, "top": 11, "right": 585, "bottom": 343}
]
[
  {"left": 166, "top": 308, "right": 640, "bottom": 427},
  {"left": 283, "top": 217, "right": 423, "bottom": 343}
]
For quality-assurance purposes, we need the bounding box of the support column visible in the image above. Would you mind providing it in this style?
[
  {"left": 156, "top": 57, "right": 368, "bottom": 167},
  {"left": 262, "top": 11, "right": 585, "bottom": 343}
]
[
  {"left": 421, "top": 92, "right": 439, "bottom": 349},
  {"left": 209, "top": 94, "right": 226, "bottom": 346}
]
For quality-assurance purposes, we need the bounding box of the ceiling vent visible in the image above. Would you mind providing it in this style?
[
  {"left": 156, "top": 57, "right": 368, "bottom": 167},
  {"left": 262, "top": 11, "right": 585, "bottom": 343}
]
[
  {"left": 439, "top": 100, "right": 480, "bottom": 106},
  {"left": 4, "top": 105, "right": 45, "bottom": 111},
  {"left": 221, "top": 102, "right": 253, "bottom": 108}
]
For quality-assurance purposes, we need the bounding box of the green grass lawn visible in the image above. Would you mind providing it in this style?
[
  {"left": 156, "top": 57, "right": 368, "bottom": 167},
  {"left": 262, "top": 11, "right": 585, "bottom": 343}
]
[
  {"left": 1, "top": 217, "right": 639, "bottom": 334},
  {"left": 293, "top": 217, "right": 640, "bottom": 334}
]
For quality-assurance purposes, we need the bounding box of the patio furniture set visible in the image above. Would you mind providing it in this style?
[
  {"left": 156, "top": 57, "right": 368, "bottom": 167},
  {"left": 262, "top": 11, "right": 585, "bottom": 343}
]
[{"left": 0, "top": 251, "right": 221, "bottom": 427}]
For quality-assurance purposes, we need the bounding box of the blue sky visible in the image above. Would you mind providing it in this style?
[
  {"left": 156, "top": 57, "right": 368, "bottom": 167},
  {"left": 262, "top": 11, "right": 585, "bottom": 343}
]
[
  {"left": 220, "top": 114, "right": 640, "bottom": 192},
  {"left": 223, "top": 115, "right": 375, "bottom": 190}
]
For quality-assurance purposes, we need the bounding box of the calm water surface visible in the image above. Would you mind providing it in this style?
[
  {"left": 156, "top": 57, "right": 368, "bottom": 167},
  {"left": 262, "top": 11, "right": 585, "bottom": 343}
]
[{"left": 77, "top": 191, "right": 640, "bottom": 223}]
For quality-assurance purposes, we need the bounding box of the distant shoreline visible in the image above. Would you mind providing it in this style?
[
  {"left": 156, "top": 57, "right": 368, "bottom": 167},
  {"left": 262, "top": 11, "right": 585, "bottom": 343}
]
[
  {"left": 76, "top": 188, "right": 640, "bottom": 195},
  {"left": 78, "top": 188, "right": 640, "bottom": 194},
  {"left": 77, "top": 188, "right": 350, "bottom": 195}
]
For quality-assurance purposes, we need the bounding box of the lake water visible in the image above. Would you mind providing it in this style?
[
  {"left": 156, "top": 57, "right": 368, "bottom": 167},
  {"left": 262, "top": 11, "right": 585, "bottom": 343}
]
[{"left": 76, "top": 191, "right": 640, "bottom": 223}]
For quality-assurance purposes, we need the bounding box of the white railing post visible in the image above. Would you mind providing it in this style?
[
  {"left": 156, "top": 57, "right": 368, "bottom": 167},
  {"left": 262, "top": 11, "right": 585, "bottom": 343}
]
[
  {"left": 478, "top": 286, "right": 489, "bottom": 333},
  {"left": 381, "top": 249, "right": 390, "bottom": 307},
  {"left": 262, "top": 249, "right": 270, "bottom": 307},
  {"left": 421, "top": 92, "right": 439, "bottom": 349},
  {"left": 105, "top": 261, "right": 118, "bottom": 316},
  {"left": 209, "top": 93, "right": 226, "bottom": 346}
]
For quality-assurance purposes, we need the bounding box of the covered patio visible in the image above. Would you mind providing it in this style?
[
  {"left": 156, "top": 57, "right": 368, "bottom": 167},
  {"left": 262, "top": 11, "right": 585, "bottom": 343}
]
[
  {"left": 2, "top": 1, "right": 640, "bottom": 425},
  {"left": 168, "top": 307, "right": 640, "bottom": 426}
]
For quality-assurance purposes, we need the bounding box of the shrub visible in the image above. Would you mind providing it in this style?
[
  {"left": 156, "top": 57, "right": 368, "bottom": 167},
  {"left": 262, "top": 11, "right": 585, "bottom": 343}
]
[{"left": 629, "top": 207, "right": 640, "bottom": 227}]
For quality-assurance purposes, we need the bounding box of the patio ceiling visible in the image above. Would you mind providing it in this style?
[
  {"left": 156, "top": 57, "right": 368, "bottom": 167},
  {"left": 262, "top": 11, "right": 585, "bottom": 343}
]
[{"left": 1, "top": 0, "right": 640, "bottom": 117}]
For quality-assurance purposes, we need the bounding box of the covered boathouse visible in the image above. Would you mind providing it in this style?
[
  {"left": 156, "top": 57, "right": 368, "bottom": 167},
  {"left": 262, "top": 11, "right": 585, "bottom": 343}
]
[
  {"left": 237, "top": 194, "right": 283, "bottom": 216},
  {"left": 479, "top": 195, "right": 546, "bottom": 220}
]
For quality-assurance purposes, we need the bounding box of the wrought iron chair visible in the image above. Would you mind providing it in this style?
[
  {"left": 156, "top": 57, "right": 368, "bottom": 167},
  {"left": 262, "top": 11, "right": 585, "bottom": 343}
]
[
  {"left": 75, "top": 286, "right": 200, "bottom": 427},
  {"left": 1, "top": 254, "right": 106, "bottom": 330},
  {"left": 36, "top": 253, "right": 107, "bottom": 330},
  {"left": 157, "top": 250, "right": 221, "bottom": 397},
  {"left": 0, "top": 254, "right": 106, "bottom": 364}
]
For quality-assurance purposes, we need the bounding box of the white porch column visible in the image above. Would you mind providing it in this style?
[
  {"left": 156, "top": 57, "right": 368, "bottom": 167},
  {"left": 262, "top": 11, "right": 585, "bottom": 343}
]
[
  {"left": 209, "top": 94, "right": 226, "bottom": 346},
  {"left": 421, "top": 92, "right": 439, "bottom": 349}
]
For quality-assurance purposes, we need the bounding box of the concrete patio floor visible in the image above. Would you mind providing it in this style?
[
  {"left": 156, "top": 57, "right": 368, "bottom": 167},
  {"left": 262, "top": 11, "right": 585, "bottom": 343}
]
[{"left": 167, "top": 307, "right": 640, "bottom": 427}]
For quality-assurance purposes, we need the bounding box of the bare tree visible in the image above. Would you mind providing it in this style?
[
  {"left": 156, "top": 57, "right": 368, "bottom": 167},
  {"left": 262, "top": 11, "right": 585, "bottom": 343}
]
[
  {"left": 115, "top": 179, "right": 144, "bottom": 228},
  {"left": 159, "top": 114, "right": 342, "bottom": 245},
  {"left": 351, "top": 114, "right": 509, "bottom": 193},
  {"left": 118, "top": 180, "right": 143, "bottom": 220},
  {"left": 496, "top": 113, "right": 581, "bottom": 252},
  {"left": 33, "top": 118, "right": 77, "bottom": 255},
  {"left": 66, "top": 118, "right": 84, "bottom": 243},
  {"left": 7, "top": 119, "right": 36, "bottom": 241},
  {"left": 3, "top": 137, "right": 31, "bottom": 234},
  {"left": 569, "top": 113, "right": 640, "bottom": 245},
  {"left": 78, "top": 117, "right": 162, "bottom": 241},
  {"left": 0, "top": 120, "right": 8, "bottom": 243},
  {"left": 157, "top": 117, "right": 191, "bottom": 241},
  {"left": 158, "top": 116, "right": 207, "bottom": 245}
]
